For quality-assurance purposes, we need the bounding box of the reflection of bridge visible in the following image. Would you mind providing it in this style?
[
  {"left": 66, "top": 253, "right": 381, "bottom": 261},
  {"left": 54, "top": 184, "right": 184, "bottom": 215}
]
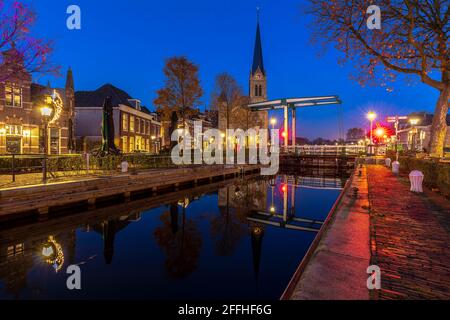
[
  {"left": 248, "top": 210, "right": 323, "bottom": 233},
  {"left": 285, "top": 175, "right": 344, "bottom": 190}
]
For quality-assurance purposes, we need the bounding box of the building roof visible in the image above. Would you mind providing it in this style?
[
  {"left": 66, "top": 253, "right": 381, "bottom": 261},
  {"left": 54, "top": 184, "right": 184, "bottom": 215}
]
[
  {"left": 251, "top": 21, "right": 265, "bottom": 76},
  {"left": 75, "top": 84, "right": 133, "bottom": 108}
]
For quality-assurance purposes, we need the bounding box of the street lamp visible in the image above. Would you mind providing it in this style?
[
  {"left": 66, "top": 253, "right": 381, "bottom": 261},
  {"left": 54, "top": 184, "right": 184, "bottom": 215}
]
[
  {"left": 270, "top": 118, "right": 276, "bottom": 145},
  {"left": 270, "top": 117, "right": 277, "bottom": 130},
  {"left": 409, "top": 118, "right": 420, "bottom": 151},
  {"left": 367, "top": 111, "right": 377, "bottom": 155},
  {"left": 40, "top": 105, "right": 53, "bottom": 183}
]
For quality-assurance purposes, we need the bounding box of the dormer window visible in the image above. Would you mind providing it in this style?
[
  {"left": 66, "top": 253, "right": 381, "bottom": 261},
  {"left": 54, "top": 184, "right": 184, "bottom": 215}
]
[
  {"left": 5, "top": 83, "right": 22, "bottom": 108},
  {"left": 128, "top": 99, "right": 141, "bottom": 111}
]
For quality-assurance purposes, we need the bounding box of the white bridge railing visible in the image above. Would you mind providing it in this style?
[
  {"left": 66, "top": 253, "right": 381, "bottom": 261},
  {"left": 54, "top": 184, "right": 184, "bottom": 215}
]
[{"left": 281, "top": 145, "right": 366, "bottom": 156}]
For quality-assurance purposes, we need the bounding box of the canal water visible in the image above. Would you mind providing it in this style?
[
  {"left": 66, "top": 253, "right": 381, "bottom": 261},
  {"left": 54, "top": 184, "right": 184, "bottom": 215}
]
[{"left": 0, "top": 170, "right": 348, "bottom": 300}]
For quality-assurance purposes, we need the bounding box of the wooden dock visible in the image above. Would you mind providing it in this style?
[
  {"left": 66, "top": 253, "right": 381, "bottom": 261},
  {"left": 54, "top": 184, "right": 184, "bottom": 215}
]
[{"left": 0, "top": 165, "right": 262, "bottom": 222}]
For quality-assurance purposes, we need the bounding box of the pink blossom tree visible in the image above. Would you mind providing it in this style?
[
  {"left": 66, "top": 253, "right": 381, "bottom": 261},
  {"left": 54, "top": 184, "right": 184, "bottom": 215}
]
[{"left": 0, "top": 0, "right": 58, "bottom": 82}]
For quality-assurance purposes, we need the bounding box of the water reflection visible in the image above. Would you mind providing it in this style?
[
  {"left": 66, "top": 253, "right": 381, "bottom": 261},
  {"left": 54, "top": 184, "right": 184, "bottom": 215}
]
[
  {"left": 154, "top": 201, "right": 203, "bottom": 278},
  {"left": 0, "top": 169, "right": 349, "bottom": 299}
]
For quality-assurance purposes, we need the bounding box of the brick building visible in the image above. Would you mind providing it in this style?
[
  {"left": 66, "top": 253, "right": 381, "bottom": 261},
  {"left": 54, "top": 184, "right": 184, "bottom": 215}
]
[
  {"left": 75, "top": 84, "right": 162, "bottom": 153},
  {"left": 0, "top": 48, "right": 75, "bottom": 154}
]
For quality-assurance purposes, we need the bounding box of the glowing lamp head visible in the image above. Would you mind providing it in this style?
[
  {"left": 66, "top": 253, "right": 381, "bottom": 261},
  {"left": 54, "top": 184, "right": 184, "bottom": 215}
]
[
  {"left": 409, "top": 118, "right": 420, "bottom": 126},
  {"left": 40, "top": 106, "right": 52, "bottom": 117},
  {"left": 151, "top": 135, "right": 156, "bottom": 140},
  {"left": 220, "top": 133, "right": 225, "bottom": 138},
  {"left": 270, "top": 118, "right": 277, "bottom": 126},
  {"left": 270, "top": 206, "right": 275, "bottom": 213},
  {"left": 282, "top": 185, "right": 287, "bottom": 193},
  {"left": 281, "top": 131, "right": 287, "bottom": 138},
  {"left": 367, "top": 111, "right": 377, "bottom": 121}
]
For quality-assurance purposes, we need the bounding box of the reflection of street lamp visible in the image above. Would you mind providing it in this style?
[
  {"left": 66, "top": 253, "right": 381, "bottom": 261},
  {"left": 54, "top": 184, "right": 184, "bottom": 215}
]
[
  {"left": 367, "top": 112, "right": 377, "bottom": 155},
  {"left": 409, "top": 118, "right": 420, "bottom": 151},
  {"left": 41, "top": 105, "right": 53, "bottom": 183}
]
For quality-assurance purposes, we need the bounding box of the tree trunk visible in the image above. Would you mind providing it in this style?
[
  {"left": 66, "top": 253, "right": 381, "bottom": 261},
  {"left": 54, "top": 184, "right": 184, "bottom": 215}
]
[{"left": 428, "top": 85, "right": 450, "bottom": 157}]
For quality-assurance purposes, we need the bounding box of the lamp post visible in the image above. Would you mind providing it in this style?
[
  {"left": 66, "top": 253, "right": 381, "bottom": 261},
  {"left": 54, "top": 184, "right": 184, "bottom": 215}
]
[
  {"left": 41, "top": 105, "right": 52, "bottom": 183},
  {"left": 409, "top": 118, "right": 420, "bottom": 151},
  {"left": 270, "top": 117, "right": 276, "bottom": 145},
  {"left": 367, "top": 112, "right": 377, "bottom": 156}
]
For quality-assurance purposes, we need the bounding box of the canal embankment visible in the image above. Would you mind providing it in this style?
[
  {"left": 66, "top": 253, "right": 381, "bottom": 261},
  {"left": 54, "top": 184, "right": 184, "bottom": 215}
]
[
  {"left": 0, "top": 164, "right": 262, "bottom": 222},
  {"left": 281, "top": 164, "right": 371, "bottom": 300}
]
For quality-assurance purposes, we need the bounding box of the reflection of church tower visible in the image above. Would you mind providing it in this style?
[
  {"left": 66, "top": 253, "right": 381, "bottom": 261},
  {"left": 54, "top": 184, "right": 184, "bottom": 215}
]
[{"left": 249, "top": 10, "right": 268, "bottom": 129}]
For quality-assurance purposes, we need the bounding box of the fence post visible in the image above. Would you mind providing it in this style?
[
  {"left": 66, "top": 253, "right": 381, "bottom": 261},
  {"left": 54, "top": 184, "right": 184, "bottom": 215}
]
[{"left": 11, "top": 154, "right": 16, "bottom": 182}]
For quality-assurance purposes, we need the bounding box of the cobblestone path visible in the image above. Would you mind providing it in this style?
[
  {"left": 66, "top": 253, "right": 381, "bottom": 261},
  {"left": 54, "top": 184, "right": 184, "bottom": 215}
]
[{"left": 367, "top": 165, "right": 450, "bottom": 299}]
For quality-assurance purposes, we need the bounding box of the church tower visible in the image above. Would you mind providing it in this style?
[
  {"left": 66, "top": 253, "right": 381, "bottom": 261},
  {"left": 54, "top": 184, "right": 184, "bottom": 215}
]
[{"left": 249, "top": 10, "right": 268, "bottom": 129}]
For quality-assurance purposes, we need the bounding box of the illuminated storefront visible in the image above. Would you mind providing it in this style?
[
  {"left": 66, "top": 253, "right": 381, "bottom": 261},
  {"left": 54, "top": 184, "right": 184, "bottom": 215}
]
[{"left": 0, "top": 49, "right": 75, "bottom": 154}]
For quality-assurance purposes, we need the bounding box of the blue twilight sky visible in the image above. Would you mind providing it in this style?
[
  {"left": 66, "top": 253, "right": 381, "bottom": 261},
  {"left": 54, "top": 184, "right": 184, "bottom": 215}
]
[{"left": 26, "top": 0, "right": 440, "bottom": 140}]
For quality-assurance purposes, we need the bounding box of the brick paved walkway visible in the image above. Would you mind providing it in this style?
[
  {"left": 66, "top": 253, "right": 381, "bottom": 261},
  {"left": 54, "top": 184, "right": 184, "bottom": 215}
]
[{"left": 367, "top": 165, "right": 450, "bottom": 299}]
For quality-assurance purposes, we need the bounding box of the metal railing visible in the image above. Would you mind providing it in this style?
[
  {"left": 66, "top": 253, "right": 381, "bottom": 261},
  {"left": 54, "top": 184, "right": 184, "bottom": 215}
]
[
  {"left": 0, "top": 153, "right": 195, "bottom": 183},
  {"left": 281, "top": 145, "right": 367, "bottom": 156}
]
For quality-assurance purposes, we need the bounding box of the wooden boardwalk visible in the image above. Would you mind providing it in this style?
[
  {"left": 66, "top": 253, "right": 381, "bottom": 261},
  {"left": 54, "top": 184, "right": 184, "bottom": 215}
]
[{"left": 0, "top": 165, "right": 262, "bottom": 222}]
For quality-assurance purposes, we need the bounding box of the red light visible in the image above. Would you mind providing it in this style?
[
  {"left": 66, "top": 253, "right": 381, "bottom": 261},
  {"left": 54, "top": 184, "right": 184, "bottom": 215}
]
[
  {"left": 282, "top": 185, "right": 287, "bottom": 192},
  {"left": 375, "top": 127, "right": 385, "bottom": 138},
  {"left": 281, "top": 131, "right": 287, "bottom": 138}
]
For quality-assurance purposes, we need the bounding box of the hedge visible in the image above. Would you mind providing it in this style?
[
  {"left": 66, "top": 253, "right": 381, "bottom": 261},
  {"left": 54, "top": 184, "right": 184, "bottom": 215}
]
[{"left": 399, "top": 156, "right": 450, "bottom": 199}]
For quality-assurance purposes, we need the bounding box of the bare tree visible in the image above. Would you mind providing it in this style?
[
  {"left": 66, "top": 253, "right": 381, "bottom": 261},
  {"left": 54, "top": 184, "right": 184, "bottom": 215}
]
[
  {"left": 0, "top": 0, "right": 58, "bottom": 81},
  {"left": 210, "top": 73, "right": 249, "bottom": 132},
  {"left": 154, "top": 56, "right": 203, "bottom": 128},
  {"left": 308, "top": 0, "right": 449, "bottom": 157}
]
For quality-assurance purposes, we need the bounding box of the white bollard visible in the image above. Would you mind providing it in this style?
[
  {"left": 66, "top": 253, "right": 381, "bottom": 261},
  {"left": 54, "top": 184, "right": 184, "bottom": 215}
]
[
  {"left": 385, "top": 158, "right": 392, "bottom": 167},
  {"left": 121, "top": 161, "right": 129, "bottom": 173},
  {"left": 392, "top": 161, "right": 400, "bottom": 174},
  {"left": 409, "top": 170, "right": 424, "bottom": 193}
]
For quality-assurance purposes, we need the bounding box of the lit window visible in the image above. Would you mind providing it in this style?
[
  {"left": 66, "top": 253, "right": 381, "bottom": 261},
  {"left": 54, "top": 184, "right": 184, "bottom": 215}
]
[
  {"left": 130, "top": 116, "right": 135, "bottom": 132},
  {"left": 7, "top": 243, "right": 24, "bottom": 257},
  {"left": 6, "top": 125, "right": 22, "bottom": 136},
  {"left": 136, "top": 118, "right": 140, "bottom": 133},
  {"left": 129, "top": 136, "right": 135, "bottom": 152},
  {"left": 122, "top": 136, "right": 128, "bottom": 153},
  {"left": 136, "top": 136, "right": 142, "bottom": 150},
  {"left": 5, "top": 84, "right": 22, "bottom": 107},
  {"left": 122, "top": 113, "right": 128, "bottom": 131}
]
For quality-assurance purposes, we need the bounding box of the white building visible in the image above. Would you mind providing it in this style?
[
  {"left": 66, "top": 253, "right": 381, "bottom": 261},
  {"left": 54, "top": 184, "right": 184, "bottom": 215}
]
[{"left": 75, "top": 84, "right": 162, "bottom": 153}]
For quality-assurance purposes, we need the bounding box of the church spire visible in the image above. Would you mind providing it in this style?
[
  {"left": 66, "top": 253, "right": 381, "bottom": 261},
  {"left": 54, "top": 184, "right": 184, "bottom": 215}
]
[
  {"left": 65, "top": 66, "right": 74, "bottom": 91},
  {"left": 251, "top": 8, "right": 265, "bottom": 76}
]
